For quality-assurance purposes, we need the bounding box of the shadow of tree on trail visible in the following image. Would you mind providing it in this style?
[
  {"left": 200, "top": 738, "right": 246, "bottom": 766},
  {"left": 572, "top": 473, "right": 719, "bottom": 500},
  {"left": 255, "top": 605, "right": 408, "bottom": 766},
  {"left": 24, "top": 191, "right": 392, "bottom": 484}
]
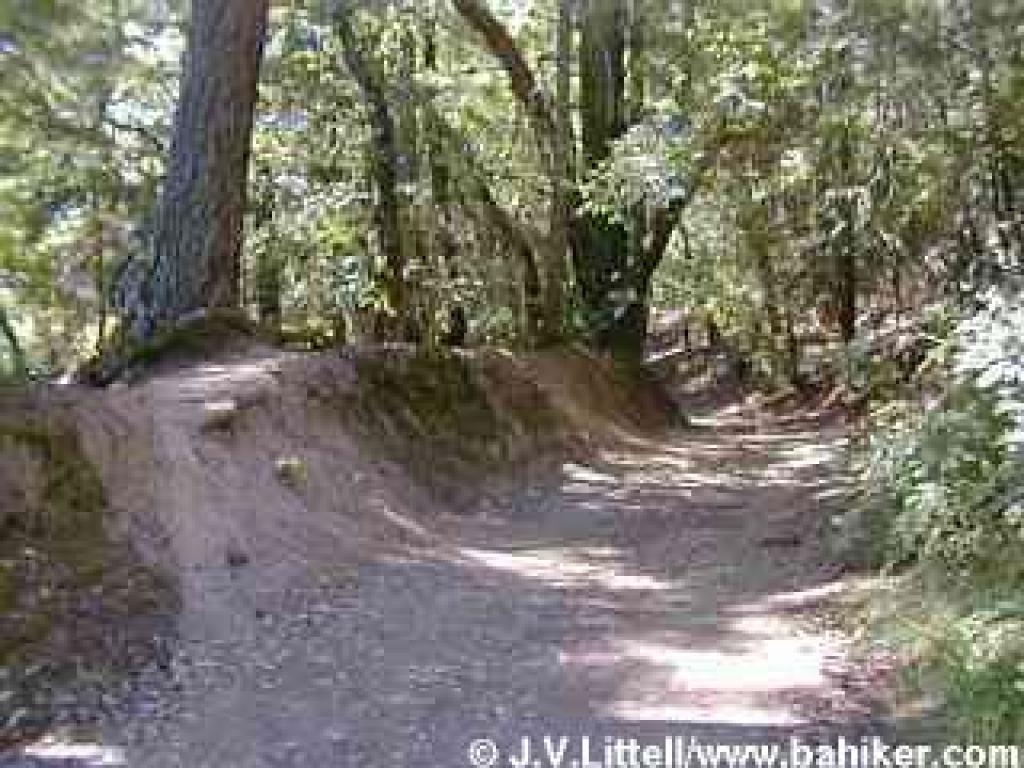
[{"left": 7, "top": 414, "right": 928, "bottom": 768}]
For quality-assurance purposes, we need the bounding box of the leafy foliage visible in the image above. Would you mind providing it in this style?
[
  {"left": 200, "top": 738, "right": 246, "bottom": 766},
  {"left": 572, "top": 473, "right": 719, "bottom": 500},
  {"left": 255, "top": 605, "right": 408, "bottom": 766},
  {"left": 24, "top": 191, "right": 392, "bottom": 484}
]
[
  {"left": 862, "top": 385, "right": 1019, "bottom": 571},
  {"left": 861, "top": 287, "right": 1024, "bottom": 575},
  {"left": 857, "top": 286, "right": 1024, "bottom": 739}
]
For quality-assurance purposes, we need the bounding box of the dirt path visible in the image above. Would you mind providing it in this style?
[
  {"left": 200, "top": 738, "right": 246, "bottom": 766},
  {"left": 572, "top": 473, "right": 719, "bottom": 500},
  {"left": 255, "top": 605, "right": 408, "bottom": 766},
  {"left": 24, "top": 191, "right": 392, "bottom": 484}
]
[{"left": 4, "top": 404, "right": 898, "bottom": 767}]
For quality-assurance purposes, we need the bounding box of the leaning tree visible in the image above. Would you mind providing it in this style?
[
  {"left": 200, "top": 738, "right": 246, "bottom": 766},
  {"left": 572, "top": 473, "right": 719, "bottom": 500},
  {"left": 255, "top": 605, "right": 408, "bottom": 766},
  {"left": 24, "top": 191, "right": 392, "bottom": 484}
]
[{"left": 133, "top": 0, "right": 270, "bottom": 338}]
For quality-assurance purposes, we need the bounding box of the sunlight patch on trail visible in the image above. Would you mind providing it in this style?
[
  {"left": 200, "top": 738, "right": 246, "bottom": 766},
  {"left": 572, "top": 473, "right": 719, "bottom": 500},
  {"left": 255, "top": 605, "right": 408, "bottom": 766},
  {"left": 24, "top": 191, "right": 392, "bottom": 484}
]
[
  {"left": 22, "top": 738, "right": 126, "bottom": 766},
  {"left": 561, "top": 463, "right": 620, "bottom": 486},
  {"left": 173, "top": 357, "right": 284, "bottom": 397},
  {"left": 461, "top": 546, "right": 672, "bottom": 592},
  {"left": 565, "top": 609, "right": 846, "bottom": 727},
  {"left": 728, "top": 581, "right": 851, "bottom": 613},
  {"left": 553, "top": 570, "right": 856, "bottom": 729}
]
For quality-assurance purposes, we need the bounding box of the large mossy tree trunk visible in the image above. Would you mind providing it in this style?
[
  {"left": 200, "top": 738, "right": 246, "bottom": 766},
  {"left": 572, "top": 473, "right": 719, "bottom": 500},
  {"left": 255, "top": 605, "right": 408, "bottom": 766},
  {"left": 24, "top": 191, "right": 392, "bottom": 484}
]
[
  {"left": 572, "top": 0, "right": 650, "bottom": 365},
  {"left": 140, "top": 0, "right": 270, "bottom": 337}
]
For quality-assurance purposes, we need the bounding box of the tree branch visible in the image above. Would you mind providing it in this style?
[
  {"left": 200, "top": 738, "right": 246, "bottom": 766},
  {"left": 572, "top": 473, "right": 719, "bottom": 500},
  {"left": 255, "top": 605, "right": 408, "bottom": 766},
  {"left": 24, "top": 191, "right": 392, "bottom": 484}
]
[
  {"left": 0, "top": 306, "right": 27, "bottom": 378},
  {"left": 331, "top": 1, "right": 406, "bottom": 323},
  {"left": 641, "top": 126, "right": 726, "bottom": 278},
  {"left": 452, "top": 0, "right": 556, "bottom": 156},
  {"left": 426, "top": 104, "right": 543, "bottom": 260},
  {"left": 103, "top": 116, "right": 166, "bottom": 154}
]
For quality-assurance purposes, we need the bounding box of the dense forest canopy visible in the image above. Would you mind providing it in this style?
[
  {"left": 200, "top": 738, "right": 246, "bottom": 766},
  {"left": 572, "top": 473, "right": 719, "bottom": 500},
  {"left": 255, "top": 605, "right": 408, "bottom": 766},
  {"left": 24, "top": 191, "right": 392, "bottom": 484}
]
[{"left": 0, "top": 0, "right": 1021, "bottom": 373}]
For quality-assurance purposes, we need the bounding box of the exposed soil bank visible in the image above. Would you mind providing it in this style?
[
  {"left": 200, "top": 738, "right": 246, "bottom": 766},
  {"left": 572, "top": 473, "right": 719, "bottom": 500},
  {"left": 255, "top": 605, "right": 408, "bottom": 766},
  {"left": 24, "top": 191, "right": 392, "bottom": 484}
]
[{"left": 0, "top": 342, "right": 911, "bottom": 766}]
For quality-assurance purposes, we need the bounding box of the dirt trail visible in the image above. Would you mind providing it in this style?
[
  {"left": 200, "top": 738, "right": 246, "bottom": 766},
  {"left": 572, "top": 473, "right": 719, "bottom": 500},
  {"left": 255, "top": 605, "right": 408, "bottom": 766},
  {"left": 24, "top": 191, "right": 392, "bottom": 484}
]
[{"left": 4, "top": 357, "right": 901, "bottom": 767}]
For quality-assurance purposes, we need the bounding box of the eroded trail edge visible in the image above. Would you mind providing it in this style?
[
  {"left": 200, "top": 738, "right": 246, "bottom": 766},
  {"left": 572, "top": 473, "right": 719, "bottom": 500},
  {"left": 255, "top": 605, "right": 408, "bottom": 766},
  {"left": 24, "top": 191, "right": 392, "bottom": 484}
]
[{"left": 5, "top": 354, "right": 897, "bottom": 767}]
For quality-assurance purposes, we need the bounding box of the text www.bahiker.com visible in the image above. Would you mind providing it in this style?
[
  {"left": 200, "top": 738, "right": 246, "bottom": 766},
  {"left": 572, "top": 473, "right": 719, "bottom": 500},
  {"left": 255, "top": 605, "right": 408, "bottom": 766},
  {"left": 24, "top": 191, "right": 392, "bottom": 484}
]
[{"left": 466, "top": 735, "right": 1020, "bottom": 768}]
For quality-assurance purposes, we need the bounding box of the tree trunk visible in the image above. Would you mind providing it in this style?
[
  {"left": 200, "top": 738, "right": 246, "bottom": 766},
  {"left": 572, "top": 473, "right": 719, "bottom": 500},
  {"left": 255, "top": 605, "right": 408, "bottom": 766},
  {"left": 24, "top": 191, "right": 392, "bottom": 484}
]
[
  {"left": 426, "top": 105, "right": 545, "bottom": 339},
  {"left": 452, "top": 0, "right": 556, "bottom": 147},
  {"left": 425, "top": 17, "right": 465, "bottom": 347},
  {"left": 574, "top": 0, "right": 643, "bottom": 362},
  {"left": 397, "top": 23, "right": 425, "bottom": 339},
  {"left": 335, "top": 4, "right": 409, "bottom": 340},
  {"left": 837, "top": 122, "right": 857, "bottom": 343},
  {"left": 140, "top": 0, "right": 269, "bottom": 336},
  {"left": 454, "top": 0, "right": 562, "bottom": 341},
  {"left": 541, "top": 0, "right": 573, "bottom": 343},
  {"left": 251, "top": 169, "right": 281, "bottom": 330},
  {"left": 455, "top": 0, "right": 709, "bottom": 364}
]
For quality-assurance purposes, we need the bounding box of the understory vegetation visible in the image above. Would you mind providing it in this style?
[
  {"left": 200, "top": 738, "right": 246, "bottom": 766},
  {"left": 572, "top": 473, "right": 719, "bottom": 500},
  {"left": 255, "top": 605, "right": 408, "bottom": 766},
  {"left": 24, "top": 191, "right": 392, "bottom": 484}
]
[{"left": 855, "top": 291, "right": 1024, "bottom": 742}]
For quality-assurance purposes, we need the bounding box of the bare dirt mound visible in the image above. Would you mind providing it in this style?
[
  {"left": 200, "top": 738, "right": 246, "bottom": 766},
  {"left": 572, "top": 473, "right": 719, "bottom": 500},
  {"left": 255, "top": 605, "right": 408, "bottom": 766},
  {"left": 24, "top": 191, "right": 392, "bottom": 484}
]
[
  {"left": 74, "top": 343, "right": 667, "bottom": 574},
  {"left": 0, "top": 341, "right": 672, "bottom": 748}
]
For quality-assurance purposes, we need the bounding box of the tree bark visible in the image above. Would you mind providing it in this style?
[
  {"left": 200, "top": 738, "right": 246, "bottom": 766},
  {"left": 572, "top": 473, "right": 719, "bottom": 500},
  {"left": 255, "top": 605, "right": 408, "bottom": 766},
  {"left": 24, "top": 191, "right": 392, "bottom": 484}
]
[
  {"left": 140, "top": 0, "right": 269, "bottom": 336},
  {"left": 335, "top": 4, "right": 409, "bottom": 340},
  {"left": 579, "top": 0, "right": 626, "bottom": 171},
  {"left": 452, "top": 0, "right": 556, "bottom": 150},
  {"left": 574, "top": 0, "right": 640, "bottom": 361},
  {"left": 837, "top": 121, "right": 857, "bottom": 343},
  {"left": 454, "top": 0, "right": 561, "bottom": 341},
  {"left": 542, "top": 0, "right": 573, "bottom": 343},
  {"left": 425, "top": 17, "right": 465, "bottom": 346},
  {"left": 397, "top": 22, "right": 425, "bottom": 337}
]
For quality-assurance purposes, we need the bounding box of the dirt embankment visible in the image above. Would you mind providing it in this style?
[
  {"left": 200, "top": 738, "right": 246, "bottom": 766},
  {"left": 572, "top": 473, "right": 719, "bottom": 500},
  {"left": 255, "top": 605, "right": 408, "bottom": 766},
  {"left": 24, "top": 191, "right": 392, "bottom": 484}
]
[
  {"left": 0, "top": 391, "right": 176, "bottom": 746},
  {"left": 0, "top": 340, "right": 673, "bottom": 743}
]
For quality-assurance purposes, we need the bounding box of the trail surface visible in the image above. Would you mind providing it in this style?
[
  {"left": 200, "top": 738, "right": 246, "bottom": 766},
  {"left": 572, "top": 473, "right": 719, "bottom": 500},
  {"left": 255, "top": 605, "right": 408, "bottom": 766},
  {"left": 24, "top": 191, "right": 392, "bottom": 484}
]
[{"left": 5, "top": 389, "right": 897, "bottom": 767}]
